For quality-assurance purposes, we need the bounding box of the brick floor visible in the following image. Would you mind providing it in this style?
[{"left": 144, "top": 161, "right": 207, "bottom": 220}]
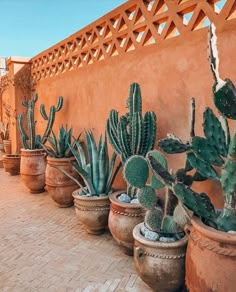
[{"left": 0, "top": 168, "right": 151, "bottom": 292}]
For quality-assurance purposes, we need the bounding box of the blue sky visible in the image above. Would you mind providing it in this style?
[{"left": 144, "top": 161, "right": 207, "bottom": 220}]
[{"left": 0, "top": 0, "right": 126, "bottom": 58}]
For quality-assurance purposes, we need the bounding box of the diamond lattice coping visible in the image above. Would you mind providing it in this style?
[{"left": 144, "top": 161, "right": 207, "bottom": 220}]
[{"left": 31, "top": 0, "right": 236, "bottom": 81}]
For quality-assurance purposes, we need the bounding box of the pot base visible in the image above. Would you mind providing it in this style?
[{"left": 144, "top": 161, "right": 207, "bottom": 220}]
[{"left": 30, "top": 188, "right": 45, "bottom": 194}]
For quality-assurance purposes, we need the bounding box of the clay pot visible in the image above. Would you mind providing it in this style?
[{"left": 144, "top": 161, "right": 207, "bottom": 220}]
[
  {"left": 185, "top": 217, "right": 236, "bottom": 292},
  {"left": 108, "top": 191, "right": 145, "bottom": 255},
  {"left": 3, "top": 154, "right": 21, "bottom": 175},
  {"left": 3, "top": 140, "right": 11, "bottom": 154},
  {"left": 133, "top": 223, "right": 187, "bottom": 291},
  {"left": 46, "top": 156, "right": 79, "bottom": 207},
  {"left": 20, "top": 149, "right": 46, "bottom": 193},
  {"left": 73, "top": 189, "right": 111, "bottom": 235}
]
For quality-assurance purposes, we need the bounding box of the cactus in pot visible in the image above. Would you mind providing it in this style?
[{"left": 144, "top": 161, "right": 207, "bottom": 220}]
[{"left": 106, "top": 83, "right": 157, "bottom": 199}]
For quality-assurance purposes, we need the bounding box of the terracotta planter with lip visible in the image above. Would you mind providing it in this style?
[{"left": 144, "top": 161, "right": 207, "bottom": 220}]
[
  {"left": 133, "top": 223, "right": 187, "bottom": 292},
  {"left": 108, "top": 191, "right": 145, "bottom": 255},
  {"left": 20, "top": 149, "right": 46, "bottom": 193},
  {"left": 73, "top": 189, "right": 111, "bottom": 235},
  {"left": 3, "top": 140, "right": 11, "bottom": 154},
  {"left": 185, "top": 217, "right": 236, "bottom": 292},
  {"left": 46, "top": 156, "right": 79, "bottom": 207},
  {"left": 3, "top": 154, "right": 21, "bottom": 175}
]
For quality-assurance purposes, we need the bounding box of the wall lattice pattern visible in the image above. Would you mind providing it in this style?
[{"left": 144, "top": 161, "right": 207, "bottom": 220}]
[{"left": 31, "top": 0, "right": 236, "bottom": 81}]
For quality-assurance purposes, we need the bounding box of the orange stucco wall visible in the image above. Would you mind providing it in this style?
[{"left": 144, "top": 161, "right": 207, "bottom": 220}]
[{"left": 2, "top": 0, "right": 236, "bottom": 207}]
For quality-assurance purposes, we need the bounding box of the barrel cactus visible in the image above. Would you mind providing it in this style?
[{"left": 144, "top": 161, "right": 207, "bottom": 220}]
[
  {"left": 18, "top": 93, "right": 63, "bottom": 149},
  {"left": 106, "top": 83, "right": 157, "bottom": 198},
  {"left": 157, "top": 24, "right": 236, "bottom": 232}
]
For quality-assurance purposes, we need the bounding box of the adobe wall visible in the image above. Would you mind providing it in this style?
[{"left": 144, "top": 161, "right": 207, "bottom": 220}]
[{"left": 9, "top": 0, "right": 236, "bottom": 206}]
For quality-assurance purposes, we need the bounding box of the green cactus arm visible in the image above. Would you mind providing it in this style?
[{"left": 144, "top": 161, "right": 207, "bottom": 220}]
[
  {"left": 128, "top": 83, "right": 142, "bottom": 119},
  {"left": 40, "top": 104, "right": 48, "bottom": 120},
  {"left": 41, "top": 107, "right": 55, "bottom": 145},
  {"left": 145, "top": 208, "right": 163, "bottom": 232},
  {"left": 158, "top": 135, "right": 190, "bottom": 154},
  {"left": 106, "top": 119, "right": 122, "bottom": 157},
  {"left": 131, "top": 112, "right": 143, "bottom": 155},
  {"left": 190, "top": 97, "right": 196, "bottom": 138},
  {"left": 35, "top": 135, "right": 42, "bottom": 149},
  {"left": 58, "top": 126, "right": 66, "bottom": 157},
  {"left": 192, "top": 136, "right": 224, "bottom": 167},
  {"left": 117, "top": 120, "right": 131, "bottom": 162},
  {"left": 27, "top": 102, "right": 35, "bottom": 149},
  {"left": 55, "top": 96, "right": 63, "bottom": 111},
  {"left": 108, "top": 110, "right": 119, "bottom": 133},
  {"left": 187, "top": 152, "right": 220, "bottom": 181},
  {"left": 203, "top": 107, "right": 227, "bottom": 157},
  {"left": 85, "top": 131, "right": 99, "bottom": 192},
  {"left": 97, "top": 140, "right": 107, "bottom": 194},
  {"left": 18, "top": 113, "right": 29, "bottom": 149},
  {"left": 22, "top": 100, "right": 28, "bottom": 107},
  {"left": 141, "top": 111, "right": 156, "bottom": 156}
]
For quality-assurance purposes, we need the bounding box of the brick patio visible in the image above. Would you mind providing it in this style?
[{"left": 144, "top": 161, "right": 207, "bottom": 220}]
[{"left": 0, "top": 168, "right": 151, "bottom": 292}]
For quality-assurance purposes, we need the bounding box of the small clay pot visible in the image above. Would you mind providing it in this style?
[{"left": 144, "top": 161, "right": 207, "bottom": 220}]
[
  {"left": 20, "top": 149, "right": 46, "bottom": 193},
  {"left": 3, "top": 154, "right": 21, "bottom": 175},
  {"left": 73, "top": 189, "right": 111, "bottom": 235},
  {"left": 185, "top": 217, "right": 236, "bottom": 292},
  {"left": 133, "top": 223, "right": 187, "bottom": 292},
  {"left": 3, "top": 140, "right": 11, "bottom": 154},
  {"left": 46, "top": 156, "right": 80, "bottom": 207},
  {"left": 108, "top": 191, "right": 145, "bottom": 255}
]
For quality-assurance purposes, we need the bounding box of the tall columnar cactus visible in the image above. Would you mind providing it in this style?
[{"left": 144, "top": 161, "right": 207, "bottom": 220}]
[
  {"left": 18, "top": 93, "right": 63, "bottom": 149},
  {"left": 123, "top": 153, "right": 185, "bottom": 234},
  {"left": 157, "top": 24, "right": 236, "bottom": 232},
  {"left": 106, "top": 83, "right": 156, "bottom": 197}
]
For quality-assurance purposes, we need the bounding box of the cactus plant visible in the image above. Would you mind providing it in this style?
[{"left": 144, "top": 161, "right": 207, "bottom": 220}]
[
  {"left": 123, "top": 154, "right": 186, "bottom": 237},
  {"left": 55, "top": 130, "right": 122, "bottom": 196},
  {"left": 156, "top": 24, "right": 236, "bottom": 232},
  {"left": 18, "top": 93, "right": 63, "bottom": 149},
  {"left": 106, "top": 83, "right": 157, "bottom": 198},
  {"left": 41, "top": 125, "right": 80, "bottom": 158}
]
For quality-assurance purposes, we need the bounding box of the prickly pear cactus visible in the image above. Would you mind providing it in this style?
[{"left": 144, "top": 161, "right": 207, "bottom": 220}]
[{"left": 18, "top": 94, "right": 63, "bottom": 149}]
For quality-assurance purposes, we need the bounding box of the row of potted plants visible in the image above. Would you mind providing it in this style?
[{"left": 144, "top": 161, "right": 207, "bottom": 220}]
[{"left": 2, "top": 25, "right": 235, "bottom": 291}]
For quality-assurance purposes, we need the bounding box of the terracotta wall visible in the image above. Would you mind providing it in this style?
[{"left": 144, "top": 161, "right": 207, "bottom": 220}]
[{"left": 3, "top": 0, "right": 236, "bottom": 206}]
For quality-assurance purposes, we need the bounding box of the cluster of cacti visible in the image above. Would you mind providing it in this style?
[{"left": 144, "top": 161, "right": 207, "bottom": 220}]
[
  {"left": 156, "top": 24, "right": 236, "bottom": 232},
  {"left": 41, "top": 125, "right": 80, "bottom": 158},
  {"left": 56, "top": 131, "right": 122, "bottom": 196},
  {"left": 106, "top": 83, "right": 156, "bottom": 197},
  {"left": 18, "top": 93, "right": 63, "bottom": 149},
  {"left": 123, "top": 152, "right": 185, "bottom": 235}
]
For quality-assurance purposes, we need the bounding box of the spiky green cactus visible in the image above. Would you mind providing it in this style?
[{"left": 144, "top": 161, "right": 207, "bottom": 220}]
[
  {"left": 18, "top": 94, "right": 63, "bottom": 149},
  {"left": 55, "top": 131, "right": 122, "bottom": 196}
]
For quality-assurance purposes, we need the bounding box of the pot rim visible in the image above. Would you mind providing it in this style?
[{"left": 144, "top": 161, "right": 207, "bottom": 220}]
[
  {"left": 109, "top": 190, "right": 142, "bottom": 208},
  {"left": 47, "top": 156, "right": 75, "bottom": 162},
  {"left": 133, "top": 223, "right": 188, "bottom": 248},
  {"left": 190, "top": 217, "right": 236, "bottom": 243},
  {"left": 72, "top": 189, "right": 110, "bottom": 201},
  {"left": 3, "top": 154, "right": 21, "bottom": 158}
]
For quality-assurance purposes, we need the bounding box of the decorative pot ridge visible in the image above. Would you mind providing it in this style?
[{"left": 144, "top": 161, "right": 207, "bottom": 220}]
[
  {"left": 185, "top": 217, "right": 236, "bottom": 292},
  {"left": 133, "top": 223, "right": 187, "bottom": 292}
]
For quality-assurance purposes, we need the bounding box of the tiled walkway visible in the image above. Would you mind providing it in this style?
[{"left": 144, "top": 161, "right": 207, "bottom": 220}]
[{"left": 0, "top": 168, "right": 151, "bottom": 292}]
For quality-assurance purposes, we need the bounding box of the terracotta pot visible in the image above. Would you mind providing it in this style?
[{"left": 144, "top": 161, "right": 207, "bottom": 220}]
[
  {"left": 46, "top": 156, "right": 79, "bottom": 207},
  {"left": 20, "top": 149, "right": 46, "bottom": 193},
  {"left": 73, "top": 189, "right": 111, "bottom": 235},
  {"left": 185, "top": 217, "right": 236, "bottom": 292},
  {"left": 133, "top": 223, "right": 187, "bottom": 292},
  {"left": 3, "top": 154, "right": 21, "bottom": 175},
  {"left": 108, "top": 191, "right": 145, "bottom": 255},
  {"left": 3, "top": 140, "right": 11, "bottom": 154}
]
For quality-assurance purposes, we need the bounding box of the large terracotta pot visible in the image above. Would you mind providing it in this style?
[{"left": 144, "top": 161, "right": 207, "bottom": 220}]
[
  {"left": 46, "top": 156, "right": 79, "bottom": 207},
  {"left": 20, "top": 149, "right": 46, "bottom": 193},
  {"left": 133, "top": 223, "right": 187, "bottom": 292},
  {"left": 3, "top": 154, "right": 21, "bottom": 175},
  {"left": 185, "top": 217, "right": 236, "bottom": 292},
  {"left": 108, "top": 191, "right": 145, "bottom": 255},
  {"left": 73, "top": 189, "right": 111, "bottom": 235},
  {"left": 3, "top": 140, "right": 11, "bottom": 154}
]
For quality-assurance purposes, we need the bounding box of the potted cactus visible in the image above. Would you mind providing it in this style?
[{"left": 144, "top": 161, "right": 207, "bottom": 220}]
[
  {"left": 41, "top": 125, "right": 82, "bottom": 207},
  {"left": 56, "top": 130, "right": 121, "bottom": 234},
  {"left": 123, "top": 153, "right": 188, "bottom": 291},
  {"left": 155, "top": 25, "right": 236, "bottom": 292},
  {"left": 18, "top": 93, "right": 63, "bottom": 193},
  {"left": 106, "top": 82, "right": 157, "bottom": 254}
]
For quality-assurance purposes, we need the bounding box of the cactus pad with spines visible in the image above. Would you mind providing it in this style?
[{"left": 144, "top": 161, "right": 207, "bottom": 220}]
[
  {"left": 161, "top": 215, "right": 181, "bottom": 234},
  {"left": 158, "top": 136, "right": 190, "bottom": 154},
  {"left": 137, "top": 186, "right": 157, "bottom": 210},
  {"left": 145, "top": 208, "right": 163, "bottom": 232},
  {"left": 123, "top": 155, "right": 149, "bottom": 188}
]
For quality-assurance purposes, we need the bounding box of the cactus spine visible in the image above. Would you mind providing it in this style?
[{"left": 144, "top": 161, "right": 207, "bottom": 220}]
[{"left": 18, "top": 94, "right": 63, "bottom": 150}]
